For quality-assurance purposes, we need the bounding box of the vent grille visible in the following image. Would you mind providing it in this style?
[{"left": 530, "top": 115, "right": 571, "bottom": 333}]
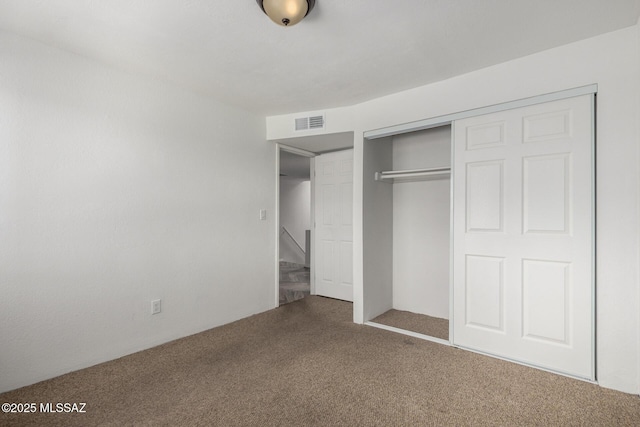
[
  {"left": 295, "top": 117, "right": 309, "bottom": 131},
  {"left": 309, "top": 115, "right": 324, "bottom": 129},
  {"left": 295, "top": 114, "right": 325, "bottom": 131}
]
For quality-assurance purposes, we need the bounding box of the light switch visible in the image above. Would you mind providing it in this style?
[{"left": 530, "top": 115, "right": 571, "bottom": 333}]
[{"left": 259, "top": 209, "right": 267, "bottom": 220}]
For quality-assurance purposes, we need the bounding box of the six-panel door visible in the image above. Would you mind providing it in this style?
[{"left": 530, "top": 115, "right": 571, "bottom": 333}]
[
  {"left": 314, "top": 149, "right": 354, "bottom": 301},
  {"left": 452, "top": 95, "right": 594, "bottom": 380}
]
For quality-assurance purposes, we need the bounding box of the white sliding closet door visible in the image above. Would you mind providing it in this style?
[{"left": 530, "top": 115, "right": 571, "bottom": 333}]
[
  {"left": 452, "top": 94, "right": 594, "bottom": 380},
  {"left": 314, "top": 149, "right": 354, "bottom": 301}
]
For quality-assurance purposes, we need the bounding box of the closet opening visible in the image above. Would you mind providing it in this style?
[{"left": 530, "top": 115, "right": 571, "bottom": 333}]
[{"left": 363, "top": 124, "right": 452, "bottom": 344}]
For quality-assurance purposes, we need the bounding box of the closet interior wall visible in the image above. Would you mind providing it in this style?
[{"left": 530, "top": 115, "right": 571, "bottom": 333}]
[
  {"left": 362, "top": 126, "right": 451, "bottom": 323},
  {"left": 392, "top": 126, "right": 451, "bottom": 320},
  {"left": 362, "top": 137, "right": 393, "bottom": 321}
]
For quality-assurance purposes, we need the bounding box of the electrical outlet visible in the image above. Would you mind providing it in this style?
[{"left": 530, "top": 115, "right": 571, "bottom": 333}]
[{"left": 151, "top": 299, "right": 161, "bottom": 315}]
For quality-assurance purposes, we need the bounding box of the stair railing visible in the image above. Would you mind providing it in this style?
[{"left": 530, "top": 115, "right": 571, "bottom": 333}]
[{"left": 280, "top": 226, "right": 305, "bottom": 255}]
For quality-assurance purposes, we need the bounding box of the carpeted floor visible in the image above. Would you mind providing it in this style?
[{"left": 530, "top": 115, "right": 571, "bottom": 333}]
[
  {"left": 1, "top": 296, "right": 639, "bottom": 426},
  {"left": 372, "top": 309, "right": 449, "bottom": 340}
]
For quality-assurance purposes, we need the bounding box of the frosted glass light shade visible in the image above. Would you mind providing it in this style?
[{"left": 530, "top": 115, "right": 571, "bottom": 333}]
[{"left": 257, "top": 0, "right": 315, "bottom": 27}]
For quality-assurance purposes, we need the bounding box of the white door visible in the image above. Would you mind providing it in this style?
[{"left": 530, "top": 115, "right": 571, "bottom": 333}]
[
  {"left": 452, "top": 94, "right": 594, "bottom": 380},
  {"left": 314, "top": 149, "right": 354, "bottom": 301}
]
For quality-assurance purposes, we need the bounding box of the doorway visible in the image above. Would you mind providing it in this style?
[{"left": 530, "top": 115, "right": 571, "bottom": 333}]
[
  {"left": 278, "top": 149, "right": 312, "bottom": 305},
  {"left": 363, "top": 126, "right": 452, "bottom": 344},
  {"left": 273, "top": 132, "right": 355, "bottom": 307}
]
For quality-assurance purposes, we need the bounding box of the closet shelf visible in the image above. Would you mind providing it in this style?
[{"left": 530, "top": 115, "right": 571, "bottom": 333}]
[{"left": 375, "top": 167, "right": 451, "bottom": 183}]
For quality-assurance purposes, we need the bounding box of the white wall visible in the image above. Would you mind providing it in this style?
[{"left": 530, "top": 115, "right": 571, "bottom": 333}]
[
  {"left": 362, "top": 138, "right": 393, "bottom": 321},
  {"left": 351, "top": 25, "right": 640, "bottom": 394},
  {"left": 637, "top": 17, "right": 640, "bottom": 394},
  {"left": 279, "top": 177, "right": 310, "bottom": 264},
  {"left": 392, "top": 127, "right": 451, "bottom": 319},
  {"left": 0, "top": 32, "right": 276, "bottom": 393}
]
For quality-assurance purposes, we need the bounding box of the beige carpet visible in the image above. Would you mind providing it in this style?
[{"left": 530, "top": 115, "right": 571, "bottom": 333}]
[
  {"left": 372, "top": 309, "right": 449, "bottom": 340},
  {"left": 1, "top": 296, "right": 639, "bottom": 426}
]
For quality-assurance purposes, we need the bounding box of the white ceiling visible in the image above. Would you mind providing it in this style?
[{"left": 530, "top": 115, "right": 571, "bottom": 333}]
[{"left": 1, "top": 1, "right": 639, "bottom": 116}]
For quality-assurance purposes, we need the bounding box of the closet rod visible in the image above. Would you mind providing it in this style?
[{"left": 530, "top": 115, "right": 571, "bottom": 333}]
[{"left": 374, "top": 167, "right": 451, "bottom": 181}]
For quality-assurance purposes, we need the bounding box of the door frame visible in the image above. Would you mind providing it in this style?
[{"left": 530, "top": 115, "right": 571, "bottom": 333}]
[{"left": 275, "top": 144, "right": 316, "bottom": 307}]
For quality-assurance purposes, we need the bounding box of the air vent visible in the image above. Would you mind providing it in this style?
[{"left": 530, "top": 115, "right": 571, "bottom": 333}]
[
  {"left": 295, "top": 114, "right": 325, "bottom": 131},
  {"left": 309, "top": 115, "right": 324, "bottom": 129}
]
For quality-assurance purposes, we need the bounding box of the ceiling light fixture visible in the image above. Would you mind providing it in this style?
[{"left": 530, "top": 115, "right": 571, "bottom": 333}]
[{"left": 256, "top": 0, "right": 315, "bottom": 27}]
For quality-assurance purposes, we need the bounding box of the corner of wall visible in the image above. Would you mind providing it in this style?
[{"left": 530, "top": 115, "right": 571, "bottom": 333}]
[{"left": 636, "top": 16, "right": 640, "bottom": 396}]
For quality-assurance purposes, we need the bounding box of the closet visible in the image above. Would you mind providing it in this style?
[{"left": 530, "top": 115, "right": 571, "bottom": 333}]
[
  {"left": 363, "top": 125, "right": 452, "bottom": 343},
  {"left": 361, "top": 86, "right": 596, "bottom": 381}
]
